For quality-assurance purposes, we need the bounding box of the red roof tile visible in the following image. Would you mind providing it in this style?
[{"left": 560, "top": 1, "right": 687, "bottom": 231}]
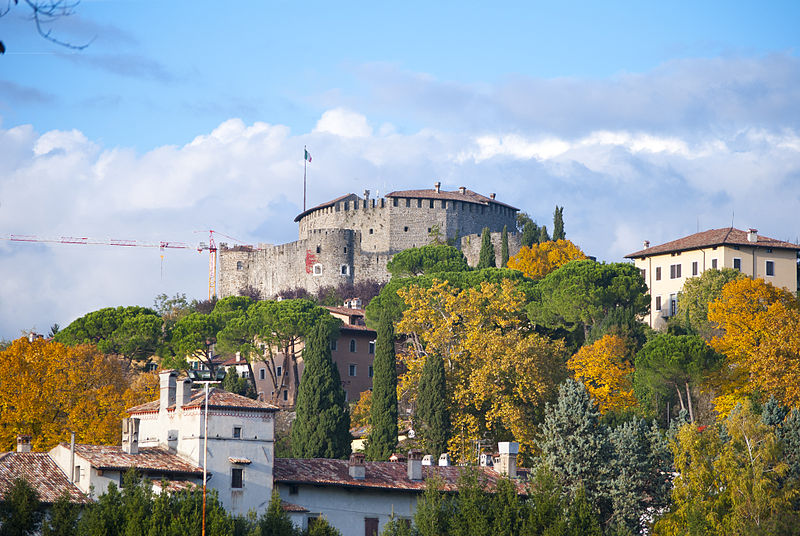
[
  {"left": 281, "top": 501, "right": 309, "bottom": 512},
  {"left": 325, "top": 305, "right": 367, "bottom": 316},
  {"left": 626, "top": 227, "right": 800, "bottom": 258},
  {"left": 273, "top": 458, "right": 525, "bottom": 493},
  {"left": 127, "top": 387, "right": 278, "bottom": 414},
  {"left": 69, "top": 445, "right": 204, "bottom": 475},
  {"left": 386, "top": 188, "right": 519, "bottom": 210},
  {"left": 0, "top": 452, "right": 88, "bottom": 504}
]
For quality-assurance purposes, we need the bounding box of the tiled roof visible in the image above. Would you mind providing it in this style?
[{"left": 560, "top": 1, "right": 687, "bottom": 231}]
[
  {"left": 294, "top": 193, "right": 359, "bottom": 222},
  {"left": 152, "top": 479, "right": 199, "bottom": 493},
  {"left": 127, "top": 387, "right": 278, "bottom": 414},
  {"left": 69, "top": 445, "right": 204, "bottom": 475},
  {"left": 325, "top": 305, "right": 366, "bottom": 316},
  {"left": 340, "top": 324, "right": 374, "bottom": 332},
  {"left": 281, "top": 501, "right": 309, "bottom": 513},
  {"left": 273, "top": 458, "right": 525, "bottom": 493},
  {"left": 0, "top": 452, "right": 89, "bottom": 504},
  {"left": 385, "top": 188, "right": 519, "bottom": 211},
  {"left": 626, "top": 228, "right": 800, "bottom": 258}
]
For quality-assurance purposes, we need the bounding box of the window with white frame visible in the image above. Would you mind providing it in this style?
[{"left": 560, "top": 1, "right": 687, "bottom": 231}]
[
  {"left": 670, "top": 264, "right": 681, "bottom": 279},
  {"left": 276, "top": 366, "right": 282, "bottom": 377},
  {"left": 733, "top": 258, "right": 742, "bottom": 271},
  {"left": 369, "top": 341, "right": 375, "bottom": 354},
  {"left": 260, "top": 369, "right": 265, "bottom": 380},
  {"left": 313, "top": 264, "right": 323, "bottom": 276},
  {"left": 349, "top": 339, "right": 357, "bottom": 353},
  {"left": 712, "top": 259, "right": 718, "bottom": 269},
  {"left": 340, "top": 264, "right": 349, "bottom": 276},
  {"left": 348, "top": 364, "right": 357, "bottom": 377},
  {"left": 655, "top": 296, "right": 662, "bottom": 311},
  {"left": 766, "top": 260, "right": 775, "bottom": 276}
]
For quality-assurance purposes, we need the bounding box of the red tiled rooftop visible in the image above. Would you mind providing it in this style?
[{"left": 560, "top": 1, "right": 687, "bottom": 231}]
[
  {"left": 626, "top": 227, "right": 800, "bottom": 258},
  {"left": 128, "top": 387, "right": 278, "bottom": 414},
  {"left": 69, "top": 445, "right": 204, "bottom": 476},
  {"left": 0, "top": 452, "right": 89, "bottom": 504},
  {"left": 325, "top": 305, "right": 367, "bottom": 316},
  {"left": 273, "top": 458, "right": 525, "bottom": 493},
  {"left": 281, "top": 501, "right": 310, "bottom": 513}
]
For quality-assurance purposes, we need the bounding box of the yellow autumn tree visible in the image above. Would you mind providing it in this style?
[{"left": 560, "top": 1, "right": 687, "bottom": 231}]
[
  {"left": 567, "top": 334, "right": 637, "bottom": 413},
  {"left": 707, "top": 277, "right": 800, "bottom": 414},
  {"left": 397, "top": 279, "right": 568, "bottom": 461},
  {"left": 506, "top": 239, "right": 587, "bottom": 280},
  {"left": 0, "top": 337, "right": 158, "bottom": 451}
]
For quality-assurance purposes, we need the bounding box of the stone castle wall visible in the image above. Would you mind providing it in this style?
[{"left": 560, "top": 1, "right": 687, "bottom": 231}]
[{"left": 460, "top": 231, "right": 522, "bottom": 267}]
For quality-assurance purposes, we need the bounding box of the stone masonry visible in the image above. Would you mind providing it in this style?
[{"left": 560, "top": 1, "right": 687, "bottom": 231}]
[{"left": 219, "top": 184, "right": 521, "bottom": 299}]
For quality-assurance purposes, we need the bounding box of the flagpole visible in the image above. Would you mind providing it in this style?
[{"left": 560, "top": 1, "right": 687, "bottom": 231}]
[{"left": 303, "top": 145, "right": 307, "bottom": 212}]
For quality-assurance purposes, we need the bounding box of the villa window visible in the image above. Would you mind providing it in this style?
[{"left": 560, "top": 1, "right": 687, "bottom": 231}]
[
  {"left": 231, "top": 468, "right": 243, "bottom": 489},
  {"left": 655, "top": 296, "right": 662, "bottom": 311},
  {"left": 233, "top": 426, "right": 242, "bottom": 439},
  {"left": 766, "top": 260, "right": 775, "bottom": 276},
  {"left": 349, "top": 364, "right": 357, "bottom": 377},
  {"left": 330, "top": 340, "right": 337, "bottom": 351},
  {"left": 670, "top": 264, "right": 681, "bottom": 279},
  {"left": 260, "top": 369, "right": 265, "bottom": 380},
  {"left": 313, "top": 264, "right": 322, "bottom": 276},
  {"left": 369, "top": 365, "right": 374, "bottom": 378},
  {"left": 369, "top": 341, "right": 375, "bottom": 354},
  {"left": 712, "top": 259, "right": 718, "bottom": 269},
  {"left": 349, "top": 339, "right": 357, "bottom": 353},
  {"left": 692, "top": 261, "right": 698, "bottom": 276},
  {"left": 276, "top": 366, "right": 282, "bottom": 376},
  {"left": 655, "top": 267, "right": 661, "bottom": 281},
  {"left": 733, "top": 258, "right": 742, "bottom": 271}
]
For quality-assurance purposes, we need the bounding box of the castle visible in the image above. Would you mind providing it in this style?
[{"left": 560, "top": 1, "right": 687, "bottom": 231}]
[{"left": 218, "top": 183, "right": 521, "bottom": 299}]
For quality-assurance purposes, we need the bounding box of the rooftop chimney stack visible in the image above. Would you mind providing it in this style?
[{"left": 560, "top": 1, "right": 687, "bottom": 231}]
[
  {"left": 408, "top": 449, "right": 423, "bottom": 481},
  {"left": 458, "top": 186, "right": 466, "bottom": 195},
  {"left": 176, "top": 377, "right": 193, "bottom": 410},
  {"left": 496, "top": 441, "right": 519, "bottom": 478},
  {"left": 16, "top": 435, "right": 31, "bottom": 453},
  {"left": 159, "top": 370, "right": 177, "bottom": 413},
  {"left": 349, "top": 452, "right": 366, "bottom": 479},
  {"left": 490, "top": 193, "right": 496, "bottom": 200},
  {"left": 422, "top": 454, "right": 434, "bottom": 466},
  {"left": 643, "top": 240, "right": 650, "bottom": 249},
  {"left": 364, "top": 189, "right": 370, "bottom": 200},
  {"left": 747, "top": 228, "right": 758, "bottom": 243},
  {"left": 434, "top": 181, "right": 441, "bottom": 193},
  {"left": 438, "top": 453, "right": 451, "bottom": 466},
  {"left": 121, "top": 417, "right": 140, "bottom": 454}
]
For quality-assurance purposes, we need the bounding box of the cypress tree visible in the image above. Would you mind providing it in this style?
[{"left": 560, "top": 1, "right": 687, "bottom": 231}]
[
  {"left": 553, "top": 205, "right": 565, "bottom": 240},
  {"left": 416, "top": 353, "right": 450, "bottom": 458},
  {"left": 538, "top": 225, "right": 550, "bottom": 243},
  {"left": 365, "top": 309, "right": 399, "bottom": 461},
  {"left": 500, "top": 225, "right": 510, "bottom": 268},
  {"left": 0, "top": 478, "right": 43, "bottom": 536},
  {"left": 291, "top": 320, "right": 351, "bottom": 459},
  {"left": 477, "top": 227, "right": 496, "bottom": 268}
]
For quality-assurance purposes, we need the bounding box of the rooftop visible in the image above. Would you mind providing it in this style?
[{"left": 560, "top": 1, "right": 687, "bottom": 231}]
[
  {"left": 127, "top": 387, "right": 278, "bottom": 414},
  {"left": 625, "top": 227, "right": 800, "bottom": 258},
  {"left": 0, "top": 452, "right": 89, "bottom": 503},
  {"left": 386, "top": 188, "right": 519, "bottom": 211},
  {"left": 68, "top": 445, "right": 204, "bottom": 476}
]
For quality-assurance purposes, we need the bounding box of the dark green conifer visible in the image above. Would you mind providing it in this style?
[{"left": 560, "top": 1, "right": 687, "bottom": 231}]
[
  {"left": 365, "top": 309, "right": 399, "bottom": 461},
  {"left": 500, "top": 225, "right": 510, "bottom": 268},
  {"left": 291, "top": 320, "right": 352, "bottom": 459},
  {"left": 538, "top": 225, "right": 550, "bottom": 243},
  {"left": 0, "top": 477, "right": 42, "bottom": 536},
  {"left": 477, "top": 227, "right": 496, "bottom": 268},
  {"left": 553, "top": 206, "right": 565, "bottom": 241},
  {"left": 41, "top": 492, "right": 79, "bottom": 536},
  {"left": 416, "top": 353, "right": 450, "bottom": 458}
]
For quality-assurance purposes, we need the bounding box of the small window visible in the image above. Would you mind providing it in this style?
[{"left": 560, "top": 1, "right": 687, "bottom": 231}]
[
  {"left": 283, "top": 390, "right": 288, "bottom": 401},
  {"left": 670, "top": 264, "right": 681, "bottom": 279},
  {"left": 289, "top": 485, "right": 299, "bottom": 495},
  {"left": 231, "top": 468, "right": 243, "bottom": 489},
  {"left": 369, "top": 341, "right": 375, "bottom": 354},
  {"left": 427, "top": 227, "right": 431, "bottom": 233},
  {"left": 655, "top": 267, "right": 661, "bottom": 281},
  {"left": 344, "top": 246, "right": 348, "bottom": 253},
  {"left": 733, "top": 258, "right": 741, "bottom": 271},
  {"left": 259, "top": 369, "right": 266, "bottom": 380},
  {"left": 417, "top": 199, "right": 422, "bottom": 208},
  {"left": 429, "top": 199, "right": 434, "bottom": 208},
  {"left": 766, "top": 260, "right": 775, "bottom": 276},
  {"left": 276, "top": 366, "right": 282, "bottom": 377},
  {"left": 712, "top": 259, "right": 718, "bottom": 269},
  {"left": 670, "top": 294, "right": 677, "bottom": 316},
  {"left": 74, "top": 466, "right": 81, "bottom": 483},
  {"left": 692, "top": 261, "right": 698, "bottom": 276},
  {"left": 392, "top": 198, "right": 398, "bottom": 207},
  {"left": 241, "top": 369, "right": 249, "bottom": 379},
  {"left": 316, "top": 245, "right": 321, "bottom": 253},
  {"left": 313, "top": 264, "right": 322, "bottom": 276},
  {"left": 766, "top": 248, "right": 773, "bottom": 253},
  {"left": 640, "top": 269, "right": 646, "bottom": 280},
  {"left": 236, "top": 261, "right": 244, "bottom": 271},
  {"left": 330, "top": 340, "right": 337, "bottom": 351},
  {"left": 404, "top": 226, "right": 409, "bottom": 232},
  {"left": 655, "top": 296, "right": 662, "bottom": 311},
  {"left": 733, "top": 245, "right": 740, "bottom": 250},
  {"left": 368, "top": 365, "right": 374, "bottom": 378},
  {"left": 349, "top": 364, "right": 357, "bottom": 377},
  {"left": 405, "top": 199, "right": 410, "bottom": 208},
  {"left": 233, "top": 426, "right": 242, "bottom": 439},
  {"left": 349, "top": 339, "right": 357, "bottom": 353},
  {"left": 369, "top": 229, "right": 373, "bottom": 234}
]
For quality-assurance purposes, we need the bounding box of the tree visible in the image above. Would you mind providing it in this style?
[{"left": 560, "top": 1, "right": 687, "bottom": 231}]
[
  {"left": 516, "top": 212, "right": 540, "bottom": 248},
  {"left": 0, "top": 338, "right": 157, "bottom": 451},
  {"left": 527, "top": 260, "right": 650, "bottom": 340},
  {"left": 0, "top": 1, "right": 90, "bottom": 52},
  {"left": 538, "top": 225, "right": 550, "bottom": 243},
  {"left": 55, "top": 306, "right": 164, "bottom": 370},
  {"left": 634, "top": 333, "right": 722, "bottom": 423},
  {"left": 415, "top": 352, "right": 450, "bottom": 459},
  {"left": 552, "top": 206, "right": 565, "bottom": 241},
  {"left": 220, "top": 367, "right": 256, "bottom": 399},
  {"left": 507, "top": 239, "right": 587, "bottom": 280},
  {"left": 411, "top": 476, "right": 450, "bottom": 536},
  {"left": 41, "top": 492, "right": 80, "bottom": 536},
  {"left": 500, "top": 226, "right": 510, "bottom": 268},
  {"left": 291, "top": 321, "right": 351, "bottom": 459},
  {"left": 0, "top": 478, "right": 42, "bottom": 536},
  {"left": 386, "top": 245, "right": 469, "bottom": 277},
  {"left": 365, "top": 309, "right": 399, "bottom": 461},
  {"left": 254, "top": 489, "right": 299, "bottom": 536},
  {"left": 165, "top": 312, "right": 225, "bottom": 377},
  {"left": 567, "top": 335, "right": 637, "bottom": 414},
  {"left": 477, "top": 227, "right": 497, "bottom": 269},
  {"left": 674, "top": 268, "right": 744, "bottom": 340},
  {"left": 152, "top": 293, "right": 192, "bottom": 325}
]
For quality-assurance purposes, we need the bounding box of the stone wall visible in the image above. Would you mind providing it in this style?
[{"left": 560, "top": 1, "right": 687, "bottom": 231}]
[{"left": 460, "top": 231, "right": 522, "bottom": 267}]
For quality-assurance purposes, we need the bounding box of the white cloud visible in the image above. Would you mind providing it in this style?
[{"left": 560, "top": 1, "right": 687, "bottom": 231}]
[{"left": 313, "top": 108, "right": 373, "bottom": 138}]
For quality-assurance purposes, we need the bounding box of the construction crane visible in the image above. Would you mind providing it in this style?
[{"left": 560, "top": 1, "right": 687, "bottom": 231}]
[{"left": 1, "top": 230, "right": 244, "bottom": 300}]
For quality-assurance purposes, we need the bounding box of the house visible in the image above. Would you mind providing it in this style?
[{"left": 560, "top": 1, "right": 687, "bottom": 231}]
[
  {"left": 273, "top": 444, "right": 523, "bottom": 535},
  {"left": 625, "top": 227, "right": 800, "bottom": 329}
]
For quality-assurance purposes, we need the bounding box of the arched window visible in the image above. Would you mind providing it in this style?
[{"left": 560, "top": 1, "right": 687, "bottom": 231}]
[
  {"left": 349, "top": 339, "right": 357, "bottom": 353},
  {"left": 236, "top": 261, "right": 244, "bottom": 270}
]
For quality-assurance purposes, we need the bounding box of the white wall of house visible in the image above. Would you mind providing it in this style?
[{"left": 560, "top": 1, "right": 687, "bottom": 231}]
[{"left": 49, "top": 445, "right": 129, "bottom": 497}]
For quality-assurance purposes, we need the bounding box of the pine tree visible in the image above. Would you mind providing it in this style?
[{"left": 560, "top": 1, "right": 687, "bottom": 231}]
[
  {"left": 416, "top": 353, "right": 450, "bottom": 458},
  {"left": 41, "top": 492, "right": 79, "bottom": 536},
  {"left": 365, "top": 309, "right": 399, "bottom": 461},
  {"left": 500, "top": 225, "right": 510, "bottom": 268},
  {"left": 291, "top": 320, "right": 352, "bottom": 459},
  {"left": 0, "top": 477, "right": 43, "bottom": 536},
  {"left": 477, "top": 227, "right": 496, "bottom": 268},
  {"left": 553, "top": 206, "right": 565, "bottom": 241},
  {"left": 538, "top": 225, "right": 550, "bottom": 243}
]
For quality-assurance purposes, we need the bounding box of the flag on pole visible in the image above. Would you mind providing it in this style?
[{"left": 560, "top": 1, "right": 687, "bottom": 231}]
[{"left": 305, "top": 148, "right": 312, "bottom": 163}]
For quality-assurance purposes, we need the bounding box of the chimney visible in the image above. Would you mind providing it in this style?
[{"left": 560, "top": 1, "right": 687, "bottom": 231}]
[
  {"left": 407, "top": 449, "right": 423, "bottom": 481},
  {"left": 496, "top": 442, "right": 519, "bottom": 478},
  {"left": 121, "top": 417, "right": 140, "bottom": 455},
  {"left": 458, "top": 186, "right": 466, "bottom": 195},
  {"left": 489, "top": 193, "right": 496, "bottom": 200},
  {"left": 422, "top": 454, "right": 434, "bottom": 466},
  {"left": 159, "top": 370, "right": 177, "bottom": 413},
  {"left": 438, "top": 453, "right": 451, "bottom": 466},
  {"left": 434, "top": 181, "right": 441, "bottom": 193},
  {"left": 16, "top": 435, "right": 31, "bottom": 453},
  {"left": 479, "top": 452, "right": 493, "bottom": 467},
  {"left": 176, "top": 377, "right": 193, "bottom": 410},
  {"left": 389, "top": 452, "right": 407, "bottom": 463},
  {"left": 643, "top": 240, "right": 650, "bottom": 249},
  {"left": 747, "top": 228, "right": 758, "bottom": 243},
  {"left": 349, "top": 452, "right": 366, "bottom": 479},
  {"left": 363, "top": 189, "right": 370, "bottom": 200},
  {"left": 69, "top": 433, "right": 75, "bottom": 483}
]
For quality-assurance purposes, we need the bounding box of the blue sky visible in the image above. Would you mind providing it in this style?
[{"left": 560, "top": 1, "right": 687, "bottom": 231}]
[{"left": 0, "top": 1, "right": 799, "bottom": 338}]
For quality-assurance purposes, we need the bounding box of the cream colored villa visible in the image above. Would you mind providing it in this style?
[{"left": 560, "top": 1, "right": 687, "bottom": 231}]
[{"left": 625, "top": 227, "right": 800, "bottom": 329}]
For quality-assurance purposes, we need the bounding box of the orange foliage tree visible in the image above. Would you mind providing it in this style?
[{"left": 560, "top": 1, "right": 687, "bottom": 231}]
[
  {"left": 0, "top": 337, "right": 158, "bottom": 451},
  {"left": 567, "top": 334, "right": 637, "bottom": 413},
  {"left": 707, "top": 277, "right": 800, "bottom": 414},
  {"left": 506, "top": 239, "right": 587, "bottom": 280}
]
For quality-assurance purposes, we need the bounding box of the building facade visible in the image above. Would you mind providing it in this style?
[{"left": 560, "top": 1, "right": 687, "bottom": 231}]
[
  {"left": 219, "top": 185, "right": 521, "bottom": 299},
  {"left": 625, "top": 227, "right": 800, "bottom": 329}
]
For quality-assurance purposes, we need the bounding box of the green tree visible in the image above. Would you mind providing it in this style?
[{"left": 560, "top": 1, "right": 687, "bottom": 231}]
[
  {"left": 0, "top": 478, "right": 43, "bottom": 536},
  {"left": 152, "top": 293, "right": 192, "bottom": 325},
  {"left": 450, "top": 469, "right": 490, "bottom": 536},
  {"left": 41, "top": 492, "right": 80, "bottom": 536},
  {"left": 477, "top": 227, "right": 497, "bottom": 269},
  {"left": 387, "top": 245, "right": 469, "bottom": 278},
  {"left": 674, "top": 268, "right": 744, "bottom": 340},
  {"left": 165, "top": 312, "right": 225, "bottom": 377},
  {"left": 305, "top": 517, "right": 342, "bottom": 536},
  {"left": 516, "top": 212, "right": 540, "bottom": 248},
  {"left": 564, "top": 487, "right": 602, "bottom": 536},
  {"left": 500, "top": 225, "right": 510, "bottom": 268},
  {"left": 538, "top": 225, "right": 551, "bottom": 243},
  {"left": 365, "top": 309, "right": 399, "bottom": 461},
  {"left": 220, "top": 367, "right": 256, "bottom": 399},
  {"left": 552, "top": 206, "right": 565, "bottom": 241},
  {"left": 412, "top": 476, "right": 450, "bottom": 536},
  {"left": 415, "top": 352, "right": 450, "bottom": 459},
  {"left": 488, "top": 477, "right": 524, "bottom": 536},
  {"left": 254, "top": 489, "right": 299, "bottom": 536},
  {"left": 522, "top": 467, "right": 568, "bottom": 535},
  {"left": 292, "top": 321, "right": 351, "bottom": 459}
]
